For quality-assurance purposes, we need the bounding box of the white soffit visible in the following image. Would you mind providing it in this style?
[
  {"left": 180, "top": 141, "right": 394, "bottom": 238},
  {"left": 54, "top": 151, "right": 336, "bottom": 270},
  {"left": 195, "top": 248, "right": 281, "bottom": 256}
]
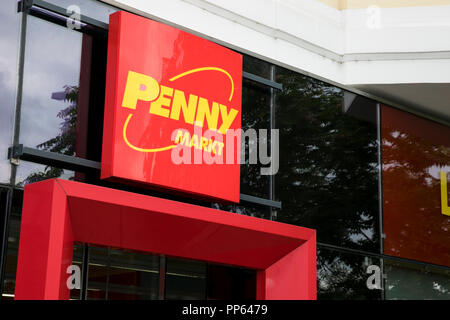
[
  {"left": 100, "top": 0, "right": 450, "bottom": 122},
  {"left": 100, "top": 0, "right": 450, "bottom": 81}
]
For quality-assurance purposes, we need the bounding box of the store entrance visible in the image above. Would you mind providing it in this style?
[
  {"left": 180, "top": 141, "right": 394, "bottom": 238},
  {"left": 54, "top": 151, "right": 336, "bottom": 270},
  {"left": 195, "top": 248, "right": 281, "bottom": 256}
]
[{"left": 72, "top": 244, "right": 256, "bottom": 300}]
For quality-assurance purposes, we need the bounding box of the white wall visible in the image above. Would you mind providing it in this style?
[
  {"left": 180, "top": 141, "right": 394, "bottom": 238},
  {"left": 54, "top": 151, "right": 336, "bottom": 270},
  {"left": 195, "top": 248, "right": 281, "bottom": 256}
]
[{"left": 100, "top": 0, "right": 450, "bottom": 120}]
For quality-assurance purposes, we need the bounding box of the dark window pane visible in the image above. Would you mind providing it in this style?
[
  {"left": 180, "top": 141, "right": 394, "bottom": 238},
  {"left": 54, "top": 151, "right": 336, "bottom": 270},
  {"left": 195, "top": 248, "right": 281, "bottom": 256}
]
[
  {"left": 86, "top": 250, "right": 107, "bottom": 300},
  {"left": 86, "top": 246, "right": 159, "bottom": 300},
  {"left": 0, "top": 0, "right": 20, "bottom": 183},
  {"left": 243, "top": 54, "right": 272, "bottom": 80},
  {"left": 20, "top": 16, "right": 82, "bottom": 155},
  {"left": 0, "top": 189, "right": 8, "bottom": 286},
  {"left": 240, "top": 81, "right": 271, "bottom": 198},
  {"left": 381, "top": 105, "right": 450, "bottom": 267},
  {"left": 165, "top": 257, "right": 206, "bottom": 300},
  {"left": 1, "top": 190, "right": 23, "bottom": 299},
  {"left": 69, "top": 243, "right": 84, "bottom": 300},
  {"left": 207, "top": 264, "right": 256, "bottom": 300},
  {"left": 317, "top": 247, "right": 382, "bottom": 300},
  {"left": 275, "top": 66, "right": 380, "bottom": 252},
  {"left": 234, "top": 204, "right": 270, "bottom": 220},
  {"left": 384, "top": 258, "right": 450, "bottom": 300},
  {"left": 211, "top": 203, "right": 270, "bottom": 220}
]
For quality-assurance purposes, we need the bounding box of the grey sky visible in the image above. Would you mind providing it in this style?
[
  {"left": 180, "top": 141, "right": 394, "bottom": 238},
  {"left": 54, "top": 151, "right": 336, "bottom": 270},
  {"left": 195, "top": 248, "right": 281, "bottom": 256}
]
[{"left": 0, "top": 0, "right": 20, "bottom": 183}]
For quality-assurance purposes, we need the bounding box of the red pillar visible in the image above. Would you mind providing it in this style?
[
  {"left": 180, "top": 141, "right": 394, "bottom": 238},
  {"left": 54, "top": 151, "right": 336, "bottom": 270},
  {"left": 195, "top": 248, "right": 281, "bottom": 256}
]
[
  {"left": 256, "top": 233, "right": 316, "bottom": 300},
  {"left": 15, "top": 180, "right": 74, "bottom": 300}
]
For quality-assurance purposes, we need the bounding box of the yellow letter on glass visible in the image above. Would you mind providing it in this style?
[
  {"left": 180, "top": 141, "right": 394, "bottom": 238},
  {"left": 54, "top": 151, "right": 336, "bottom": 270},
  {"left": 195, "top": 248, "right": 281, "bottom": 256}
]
[{"left": 441, "top": 171, "right": 450, "bottom": 216}]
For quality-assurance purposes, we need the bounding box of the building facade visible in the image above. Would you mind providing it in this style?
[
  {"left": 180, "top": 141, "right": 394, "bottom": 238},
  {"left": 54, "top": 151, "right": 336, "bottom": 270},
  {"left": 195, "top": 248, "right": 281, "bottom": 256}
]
[{"left": 0, "top": 0, "right": 449, "bottom": 299}]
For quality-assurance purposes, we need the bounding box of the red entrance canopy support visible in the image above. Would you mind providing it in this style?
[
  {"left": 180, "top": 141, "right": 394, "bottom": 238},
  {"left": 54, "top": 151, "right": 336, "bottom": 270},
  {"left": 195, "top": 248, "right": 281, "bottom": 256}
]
[{"left": 14, "top": 179, "right": 316, "bottom": 300}]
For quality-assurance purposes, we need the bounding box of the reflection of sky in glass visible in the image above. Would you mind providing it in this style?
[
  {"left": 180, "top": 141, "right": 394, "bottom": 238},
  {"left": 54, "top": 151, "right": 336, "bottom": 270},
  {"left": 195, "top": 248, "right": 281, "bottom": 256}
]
[
  {"left": 45, "top": 0, "right": 119, "bottom": 23},
  {"left": 428, "top": 164, "right": 450, "bottom": 179},
  {"left": 20, "top": 16, "right": 82, "bottom": 148},
  {"left": 18, "top": 16, "right": 82, "bottom": 182},
  {"left": 0, "top": 0, "right": 20, "bottom": 183},
  {"left": 16, "top": 163, "right": 74, "bottom": 188}
]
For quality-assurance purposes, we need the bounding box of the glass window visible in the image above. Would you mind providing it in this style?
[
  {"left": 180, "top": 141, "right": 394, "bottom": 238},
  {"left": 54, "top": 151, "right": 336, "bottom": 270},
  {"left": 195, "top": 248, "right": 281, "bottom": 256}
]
[
  {"left": 240, "top": 80, "right": 271, "bottom": 199},
  {"left": 317, "top": 247, "right": 382, "bottom": 300},
  {"left": 0, "top": 189, "right": 11, "bottom": 299},
  {"left": 1, "top": 189, "right": 23, "bottom": 299},
  {"left": 207, "top": 264, "right": 256, "bottom": 300},
  {"left": 82, "top": 249, "right": 258, "bottom": 300},
  {"left": 165, "top": 257, "right": 206, "bottom": 300},
  {"left": 234, "top": 204, "right": 270, "bottom": 219},
  {"left": 0, "top": 0, "right": 21, "bottom": 183},
  {"left": 70, "top": 243, "right": 84, "bottom": 300},
  {"left": 211, "top": 203, "right": 270, "bottom": 219},
  {"left": 243, "top": 54, "right": 272, "bottom": 80},
  {"left": 381, "top": 105, "right": 450, "bottom": 267},
  {"left": 275, "top": 66, "right": 380, "bottom": 253},
  {"left": 17, "top": 15, "right": 83, "bottom": 185},
  {"left": 385, "top": 259, "right": 450, "bottom": 300},
  {"left": 86, "top": 246, "right": 160, "bottom": 300}
]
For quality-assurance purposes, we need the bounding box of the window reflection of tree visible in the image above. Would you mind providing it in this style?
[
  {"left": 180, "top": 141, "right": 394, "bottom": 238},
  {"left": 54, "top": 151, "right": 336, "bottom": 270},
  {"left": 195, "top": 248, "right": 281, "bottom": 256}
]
[
  {"left": 317, "top": 249, "right": 381, "bottom": 300},
  {"left": 240, "top": 81, "right": 271, "bottom": 199},
  {"left": 382, "top": 124, "right": 450, "bottom": 263},
  {"left": 19, "top": 85, "right": 78, "bottom": 186},
  {"left": 275, "top": 70, "right": 379, "bottom": 252},
  {"left": 275, "top": 70, "right": 380, "bottom": 299}
]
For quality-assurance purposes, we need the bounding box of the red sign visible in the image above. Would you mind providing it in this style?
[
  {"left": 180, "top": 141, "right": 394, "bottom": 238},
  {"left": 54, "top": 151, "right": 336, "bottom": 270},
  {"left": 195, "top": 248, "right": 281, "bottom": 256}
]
[{"left": 101, "top": 11, "right": 242, "bottom": 202}]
